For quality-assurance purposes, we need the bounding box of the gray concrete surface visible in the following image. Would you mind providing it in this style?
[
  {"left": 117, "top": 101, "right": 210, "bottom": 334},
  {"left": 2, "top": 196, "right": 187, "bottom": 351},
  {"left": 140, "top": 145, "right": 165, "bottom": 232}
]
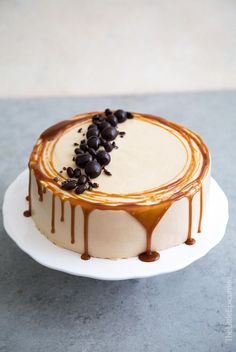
[{"left": 0, "top": 92, "right": 235, "bottom": 351}]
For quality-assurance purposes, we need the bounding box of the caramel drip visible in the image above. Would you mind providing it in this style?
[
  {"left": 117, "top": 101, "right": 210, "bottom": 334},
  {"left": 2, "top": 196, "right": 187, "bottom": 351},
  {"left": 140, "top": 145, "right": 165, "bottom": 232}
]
[
  {"left": 23, "top": 167, "right": 32, "bottom": 217},
  {"left": 128, "top": 202, "right": 172, "bottom": 262},
  {"left": 36, "top": 179, "right": 43, "bottom": 202},
  {"left": 51, "top": 194, "right": 55, "bottom": 233},
  {"left": 70, "top": 204, "right": 75, "bottom": 244},
  {"left": 81, "top": 208, "right": 92, "bottom": 260},
  {"left": 60, "top": 199, "right": 65, "bottom": 222},
  {"left": 139, "top": 251, "right": 160, "bottom": 262},
  {"left": 185, "top": 195, "right": 196, "bottom": 245},
  {"left": 198, "top": 184, "right": 203, "bottom": 233},
  {"left": 26, "top": 111, "right": 211, "bottom": 262}
]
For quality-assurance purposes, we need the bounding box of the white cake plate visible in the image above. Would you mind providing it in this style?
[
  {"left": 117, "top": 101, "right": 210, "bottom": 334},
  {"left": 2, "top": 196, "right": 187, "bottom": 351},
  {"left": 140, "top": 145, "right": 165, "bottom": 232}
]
[{"left": 3, "top": 170, "right": 229, "bottom": 281}]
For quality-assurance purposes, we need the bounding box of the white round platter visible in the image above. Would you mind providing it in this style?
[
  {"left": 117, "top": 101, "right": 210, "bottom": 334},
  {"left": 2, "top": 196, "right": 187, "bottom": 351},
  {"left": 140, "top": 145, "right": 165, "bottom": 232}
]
[{"left": 3, "top": 170, "right": 229, "bottom": 281}]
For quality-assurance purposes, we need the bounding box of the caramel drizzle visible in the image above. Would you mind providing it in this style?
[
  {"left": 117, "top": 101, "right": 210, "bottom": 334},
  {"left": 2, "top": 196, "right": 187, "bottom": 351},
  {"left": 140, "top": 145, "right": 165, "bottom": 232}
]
[
  {"left": 24, "top": 112, "right": 210, "bottom": 262},
  {"left": 185, "top": 195, "right": 196, "bottom": 245},
  {"left": 198, "top": 185, "right": 203, "bottom": 233},
  {"left": 128, "top": 202, "right": 172, "bottom": 261},
  {"left": 70, "top": 204, "right": 75, "bottom": 244},
  {"left": 36, "top": 179, "right": 43, "bottom": 202},
  {"left": 60, "top": 199, "right": 65, "bottom": 222},
  {"left": 81, "top": 208, "right": 92, "bottom": 260},
  {"left": 51, "top": 194, "right": 55, "bottom": 233}
]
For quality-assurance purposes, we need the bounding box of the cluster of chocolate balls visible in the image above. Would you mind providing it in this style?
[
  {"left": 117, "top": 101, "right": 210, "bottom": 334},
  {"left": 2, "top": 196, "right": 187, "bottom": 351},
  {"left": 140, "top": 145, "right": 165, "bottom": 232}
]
[{"left": 61, "top": 109, "right": 133, "bottom": 194}]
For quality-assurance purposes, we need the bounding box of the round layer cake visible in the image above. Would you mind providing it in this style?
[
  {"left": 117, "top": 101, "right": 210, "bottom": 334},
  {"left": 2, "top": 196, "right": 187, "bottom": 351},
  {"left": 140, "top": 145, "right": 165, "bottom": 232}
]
[{"left": 24, "top": 110, "right": 211, "bottom": 262}]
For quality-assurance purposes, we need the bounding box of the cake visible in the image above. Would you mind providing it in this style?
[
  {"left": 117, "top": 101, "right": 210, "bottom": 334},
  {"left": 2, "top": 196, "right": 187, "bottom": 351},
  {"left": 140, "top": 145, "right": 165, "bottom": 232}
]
[{"left": 24, "top": 109, "right": 211, "bottom": 262}]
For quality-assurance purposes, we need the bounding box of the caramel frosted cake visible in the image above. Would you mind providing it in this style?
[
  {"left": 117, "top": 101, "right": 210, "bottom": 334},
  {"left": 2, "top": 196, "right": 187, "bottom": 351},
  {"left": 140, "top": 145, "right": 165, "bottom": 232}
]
[{"left": 24, "top": 109, "right": 211, "bottom": 262}]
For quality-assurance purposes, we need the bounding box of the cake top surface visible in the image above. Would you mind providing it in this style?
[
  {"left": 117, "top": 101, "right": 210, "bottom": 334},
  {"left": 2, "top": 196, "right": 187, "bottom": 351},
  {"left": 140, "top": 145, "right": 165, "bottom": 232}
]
[{"left": 30, "top": 111, "right": 210, "bottom": 207}]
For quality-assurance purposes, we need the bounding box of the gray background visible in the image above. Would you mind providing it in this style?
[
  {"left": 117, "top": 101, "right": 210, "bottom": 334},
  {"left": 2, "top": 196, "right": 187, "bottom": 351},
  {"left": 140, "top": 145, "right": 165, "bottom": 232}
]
[{"left": 0, "top": 92, "right": 235, "bottom": 352}]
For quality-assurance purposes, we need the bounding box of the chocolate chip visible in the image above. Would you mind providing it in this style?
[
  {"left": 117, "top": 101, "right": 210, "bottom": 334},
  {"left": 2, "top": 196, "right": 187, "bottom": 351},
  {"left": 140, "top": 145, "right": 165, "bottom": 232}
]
[
  {"left": 105, "top": 108, "right": 112, "bottom": 116},
  {"left": 77, "top": 175, "right": 88, "bottom": 184},
  {"left": 86, "top": 128, "right": 99, "bottom": 139},
  {"left": 114, "top": 109, "right": 127, "bottom": 123},
  {"left": 96, "top": 150, "right": 111, "bottom": 166},
  {"left": 101, "top": 126, "right": 118, "bottom": 141},
  {"left": 126, "top": 112, "right": 133, "bottom": 119},
  {"left": 73, "top": 168, "right": 81, "bottom": 178},
  {"left": 92, "top": 114, "right": 101, "bottom": 119},
  {"left": 88, "top": 124, "right": 98, "bottom": 130},
  {"left": 103, "top": 141, "right": 113, "bottom": 152},
  {"left": 98, "top": 121, "right": 111, "bottom": 131},
  {"left": 103, "top": 168, "right": 112, "bottom": 176},
  {"left": 92, "top": 114, "right": 105, "bottom": 125},
  {"left": 85, "top": 160, "right": 102, "bottom": 178},
  {"left": 61, "top": 180, "right": 77, "bottom": 190},
  {"left": 91, "top": 182, "right": 99, "bottom": 188},
  {"left": 67, "top": 167, "right": 74, "bottom": 178},
  {"left": 63, "top": 167, "right": 66, "bottom": 170},
  {"left": 119, "top": 131, "right": 126, "bottom": 138},
  {"left": 75, "top": 184, "right": 86, "bottom": 194},
  {"left": 78, "top": 128, "right": 82, "bottom": 133},
  {"left": 53, "top": 177, "right": 59, "bottom": 182},
  {"left": 75, "top": 153, "right": 93, "bottom": 168},
  {"left": 74, "top": 148, "right": 84, "bottom": 154},
  {"left": 106, "top": 115, "right": 118, "bottom": 127},
  {"left": 87, "top": 147, "right": 97, "bottom": 158},
  {"left": 74, "top": 142, "right": 79, "bottom": 146},
  {"left": 80, "top": 143, "right": 88, "bottom": 152},
  {"left": 87, "top": 136, "right": 101, "bottom": 150},
  {"left": 112, "top": 141, "right": 118, "bottom": 149}
]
